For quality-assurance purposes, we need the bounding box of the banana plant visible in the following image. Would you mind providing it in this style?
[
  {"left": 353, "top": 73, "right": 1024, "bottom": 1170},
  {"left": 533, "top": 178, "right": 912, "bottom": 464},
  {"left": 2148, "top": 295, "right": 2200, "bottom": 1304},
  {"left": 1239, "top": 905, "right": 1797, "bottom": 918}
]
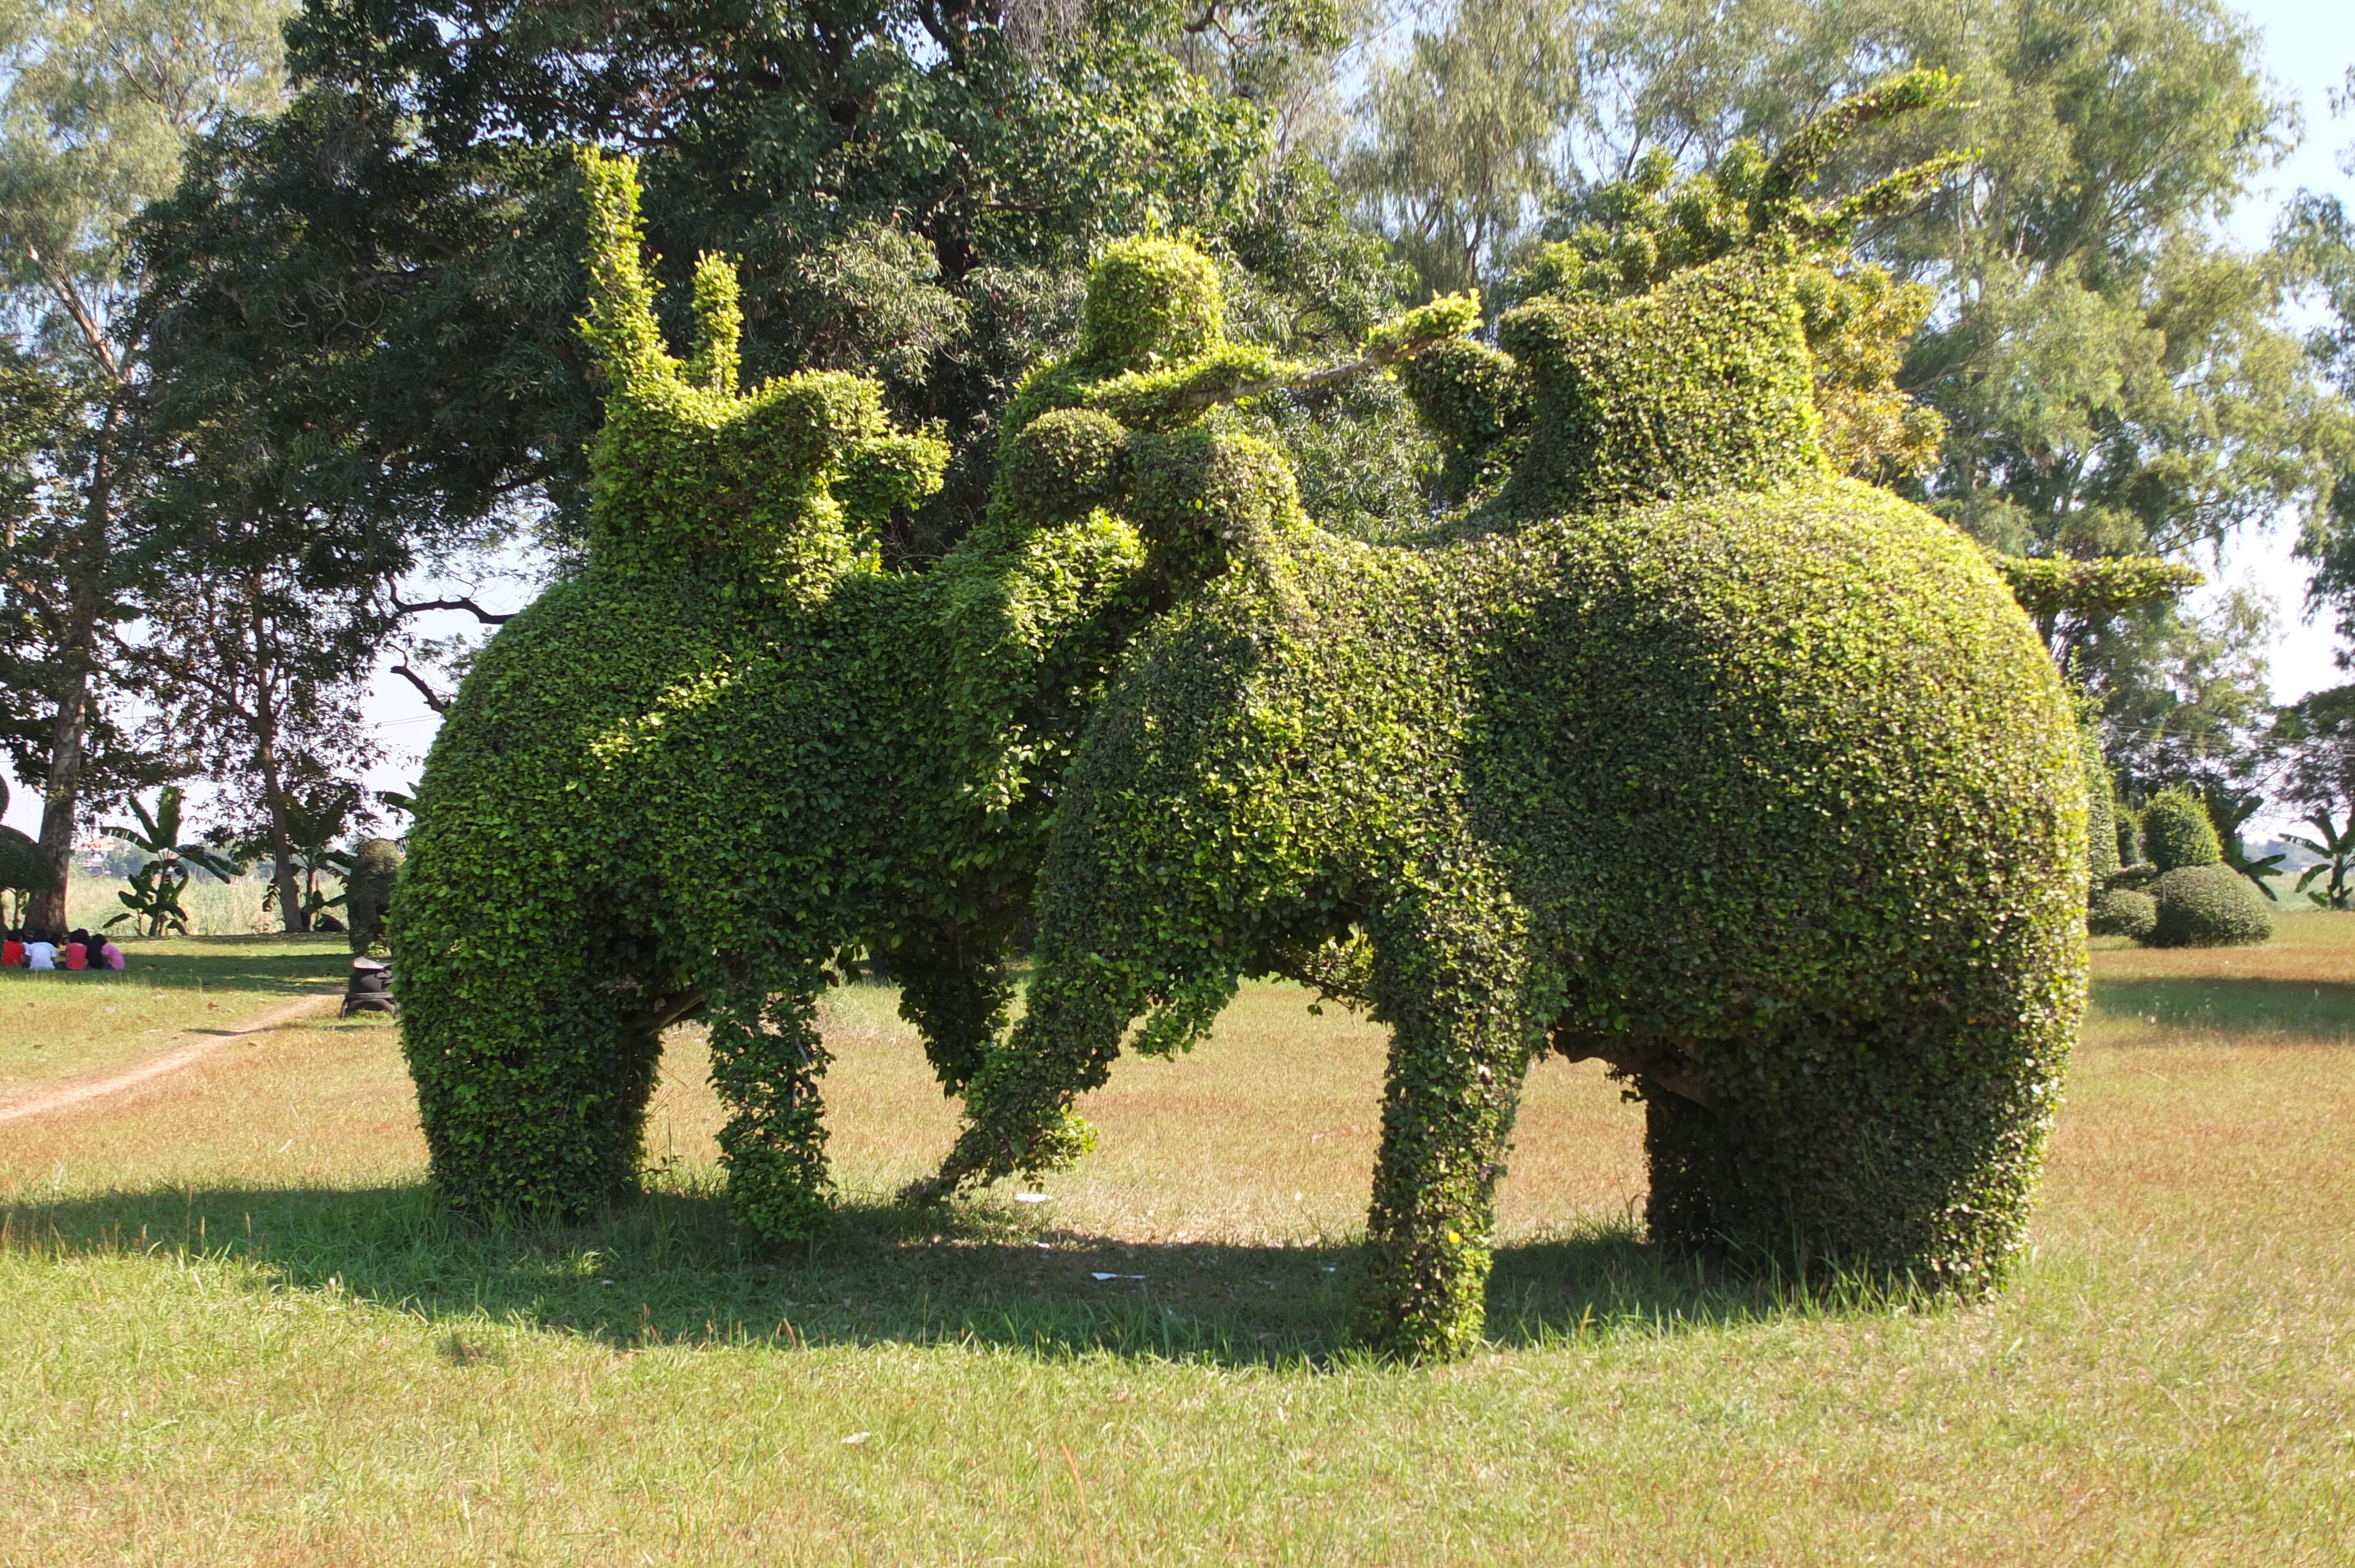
[
  {"left": 104, "top": 859, "right": 198, "bottom": 936},
  {"left": 260, "top": 844, "right": 354, "bottom": 928},
  {"left": 2288, "top": 808, "right": 2355, "bottom": 910},
  {"left": 100, "top": 788, "right": 242, "bottom": 936},
  {"left": 2207, "top": 783, "right": 2284, "bottom": 900}
]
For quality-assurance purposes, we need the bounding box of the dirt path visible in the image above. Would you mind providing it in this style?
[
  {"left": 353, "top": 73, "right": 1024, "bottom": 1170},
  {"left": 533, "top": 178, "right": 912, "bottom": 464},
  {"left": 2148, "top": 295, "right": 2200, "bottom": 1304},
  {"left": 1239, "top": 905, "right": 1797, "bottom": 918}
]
[{"left": 0, "top": 990, "right": 346, "bottom": 1126}]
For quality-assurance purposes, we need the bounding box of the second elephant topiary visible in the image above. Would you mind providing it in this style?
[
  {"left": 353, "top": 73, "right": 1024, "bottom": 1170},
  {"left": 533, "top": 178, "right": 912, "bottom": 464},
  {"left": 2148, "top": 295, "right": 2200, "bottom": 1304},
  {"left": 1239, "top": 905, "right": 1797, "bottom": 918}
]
[
  {"left": 2147, "top": 864, "right": 2274, "bottom": 948},
  {"left": 917, "top": 246, "right": 2088, "bottom": 1358}
]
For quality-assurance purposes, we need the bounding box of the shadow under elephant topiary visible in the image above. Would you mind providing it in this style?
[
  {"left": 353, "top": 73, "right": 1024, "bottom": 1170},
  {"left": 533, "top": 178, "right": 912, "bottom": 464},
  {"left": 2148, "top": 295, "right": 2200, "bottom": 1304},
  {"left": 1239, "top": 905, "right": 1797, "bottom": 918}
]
[
  {"left": 913, "top": 236, "right": 2089, "bottom": 1356},
  {"left": 390, "top": 153, "right": 1464, "bottom": 1239}
]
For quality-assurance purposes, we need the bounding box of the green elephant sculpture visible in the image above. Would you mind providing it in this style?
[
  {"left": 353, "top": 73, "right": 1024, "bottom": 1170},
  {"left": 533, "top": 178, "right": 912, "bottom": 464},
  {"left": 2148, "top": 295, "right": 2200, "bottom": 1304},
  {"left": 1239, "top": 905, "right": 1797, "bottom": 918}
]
[
  {"left": 915, "top": 251, "right": 2089, "bottom": 1358},
  {"left": 390, "top": 153, "right": 1462, "bottom": 1236}
]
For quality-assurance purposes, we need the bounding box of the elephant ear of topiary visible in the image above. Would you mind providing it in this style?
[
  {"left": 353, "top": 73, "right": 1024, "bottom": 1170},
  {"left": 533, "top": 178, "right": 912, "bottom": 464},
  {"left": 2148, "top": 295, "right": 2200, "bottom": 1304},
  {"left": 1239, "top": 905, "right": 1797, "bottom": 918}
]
[{"left": 2147, "top": 864, "right": 2273, "bottom": 948}]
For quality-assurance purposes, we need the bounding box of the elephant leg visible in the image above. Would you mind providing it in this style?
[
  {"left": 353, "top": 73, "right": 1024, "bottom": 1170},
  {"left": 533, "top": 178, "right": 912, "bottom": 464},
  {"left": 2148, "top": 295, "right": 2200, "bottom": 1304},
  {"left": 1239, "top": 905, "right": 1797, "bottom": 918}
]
[
  {"left": 906, "top": 954, "right": 1156, "bottom": 1202},
  {"left": 1640, "top": 1085, "right": 1747, "bottom": 1255},
  {"left": 1640, "top": 1020, "right": 2061, "bottom": 1294},
  {"left": 1356, "top": 886, "right": 1551, "bottom": 1360},
  {"left": 399, "top": 905, "right": 671, "bottom": 1222},
  {"left": 705, "top": 975, "right": 837, "bottom": 1241},
  {"left": 891, "top": 932, "right": 1014, "bottom": 1095}
]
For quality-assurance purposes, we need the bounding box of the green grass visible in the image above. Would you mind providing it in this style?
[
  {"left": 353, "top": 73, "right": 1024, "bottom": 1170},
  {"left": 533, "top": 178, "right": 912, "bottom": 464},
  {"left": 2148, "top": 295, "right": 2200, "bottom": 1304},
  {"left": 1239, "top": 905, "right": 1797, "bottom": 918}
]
[
  {"left": 0, "top": 935, "right": 350, "bottom": 1089},
  {"left": 2, "top": 926, "right": 2352, "bottom": 1563}
]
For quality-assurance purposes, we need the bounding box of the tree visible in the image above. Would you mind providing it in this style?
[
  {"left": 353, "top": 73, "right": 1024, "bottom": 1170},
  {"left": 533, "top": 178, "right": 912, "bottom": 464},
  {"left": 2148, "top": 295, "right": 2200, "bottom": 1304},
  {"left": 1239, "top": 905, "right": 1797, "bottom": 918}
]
[
  {"left": 1427, "top": 0, "right": 2351, "bottom": 795},
  {"left": 2271, "top": 686, "right": 2355, "bottom": 909},
  {"left": 2283, "top": 69, "right": 2355, "bottom": 665},
  {"left": 97, "top": 783, "right": 238, "bottom": 935},
  {"left": 130, "top": 487, "right": 383, "bottom": 932},
  {"left": 132, "top": 0, "right": 1371, "bottom": 628},
  {"left": 1341, "top": 0, "right": 1579, "bottom": 295},
  {"left": 0, "top": 0, "right": 293, "bottom": 928}
]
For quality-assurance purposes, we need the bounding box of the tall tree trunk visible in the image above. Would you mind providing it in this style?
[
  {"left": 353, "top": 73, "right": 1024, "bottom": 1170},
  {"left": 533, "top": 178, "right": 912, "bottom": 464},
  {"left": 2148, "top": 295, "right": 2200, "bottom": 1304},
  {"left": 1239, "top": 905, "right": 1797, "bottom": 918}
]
[
  {"left": 26, "top": 426, "right": 117, "bottom": 934},
  {"left": 27, "top": 667, "right": 89, "bottom": 933},
  {"left": 256, "top": 727, "right": 307, "bottom": 935}
]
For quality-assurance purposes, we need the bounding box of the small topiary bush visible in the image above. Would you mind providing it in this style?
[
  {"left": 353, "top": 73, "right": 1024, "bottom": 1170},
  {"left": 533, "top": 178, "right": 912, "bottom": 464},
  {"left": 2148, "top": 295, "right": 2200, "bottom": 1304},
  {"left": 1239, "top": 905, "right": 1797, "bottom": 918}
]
[
  {"left": 2141, "top": 788, "right": 2222, "bottom": 872},
  {"left": 2147, "top": 863, "right": 2273, "bottom": 948},
  {"left": 2088, "top": 887, "right": 2158, "bottom": 942}
]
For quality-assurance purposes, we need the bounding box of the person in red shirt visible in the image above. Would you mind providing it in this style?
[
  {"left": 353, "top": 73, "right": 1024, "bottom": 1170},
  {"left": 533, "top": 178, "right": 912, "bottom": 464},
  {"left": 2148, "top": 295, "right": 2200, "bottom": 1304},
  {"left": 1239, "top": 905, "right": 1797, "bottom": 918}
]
[
  {"left": 1, "top": 931, "right": 22, "bottom": 967},
  {"left": 62, "top": 930, "right": 88, "bottom": 970}
]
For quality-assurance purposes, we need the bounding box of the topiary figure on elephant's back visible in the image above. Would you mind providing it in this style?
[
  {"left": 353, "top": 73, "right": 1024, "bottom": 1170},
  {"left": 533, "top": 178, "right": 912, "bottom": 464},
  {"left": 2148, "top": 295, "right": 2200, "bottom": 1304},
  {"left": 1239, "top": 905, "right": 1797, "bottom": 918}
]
[
  {"left": 912, "top": 74, "right": 2090, "bottom": 1358},
  {"left": 391, "top": 152, "right": 1468, "bottom": 1237}
]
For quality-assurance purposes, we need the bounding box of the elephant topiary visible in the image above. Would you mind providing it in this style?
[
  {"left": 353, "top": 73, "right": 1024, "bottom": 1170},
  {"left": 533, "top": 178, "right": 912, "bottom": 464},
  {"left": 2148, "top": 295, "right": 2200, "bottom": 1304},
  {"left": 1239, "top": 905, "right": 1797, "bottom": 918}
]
[
  {"left": 915, "top": 250, "right": 2089, "bottom": 1358},
  {"left": 0, "top": 779, "right": 46, "bottom": 921},
  {"left": 343, "top": 836, "right": 404, "bottom": 955},
  {"left": 391, "top": 154, "right": 1463, "bottom": 1235}
]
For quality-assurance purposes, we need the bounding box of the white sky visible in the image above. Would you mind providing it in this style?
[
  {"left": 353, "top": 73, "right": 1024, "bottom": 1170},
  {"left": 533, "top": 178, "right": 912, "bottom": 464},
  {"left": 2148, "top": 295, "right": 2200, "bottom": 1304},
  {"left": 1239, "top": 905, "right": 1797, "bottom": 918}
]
[{"left": 7, "top": 1, "right": 2355, "bottom": 839}]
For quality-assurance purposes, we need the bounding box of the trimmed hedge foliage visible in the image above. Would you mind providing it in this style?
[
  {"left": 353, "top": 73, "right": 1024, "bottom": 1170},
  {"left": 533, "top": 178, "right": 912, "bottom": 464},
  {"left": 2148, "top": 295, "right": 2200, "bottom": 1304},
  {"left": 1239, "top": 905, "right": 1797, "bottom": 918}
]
[
  {"left": 392, "top": 157, "right": 1448, "bottom": 1240},
  {"left": 923, "top": 251, "right": 2088, "bottom": 1357},
  {"left": 2141, "top": 789, "right": 2222, "bottom": 873},
  {"left": 2147, "top": 863, "right": 2274, "bottom": 948},
  {"left": 2088, "top": 888, "right": 2158, "bottom": 942},
  {"left": 344, "top": 837, "right": 403, "bottom": 955},
  {"left": 0, "top": 780, "right": 45, "bottom": 895}
]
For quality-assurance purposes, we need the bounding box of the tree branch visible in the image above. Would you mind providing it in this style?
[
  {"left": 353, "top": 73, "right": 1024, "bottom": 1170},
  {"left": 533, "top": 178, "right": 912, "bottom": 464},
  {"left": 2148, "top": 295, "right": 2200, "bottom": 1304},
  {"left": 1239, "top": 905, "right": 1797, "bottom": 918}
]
[
  {"left": 391, "top": 594, "right": 513, "bottom": 626},
  {"left": 389, "top": 661, "right": 451, "bottom": 714}
]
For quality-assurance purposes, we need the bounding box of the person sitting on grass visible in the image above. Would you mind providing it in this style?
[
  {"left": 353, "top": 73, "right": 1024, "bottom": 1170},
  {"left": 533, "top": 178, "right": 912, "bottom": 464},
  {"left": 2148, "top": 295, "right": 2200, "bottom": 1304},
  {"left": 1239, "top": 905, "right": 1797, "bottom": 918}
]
[
  {"left": 94, "top": 933, "right": 124, "bottom": 970},
  {"left": 2, "top": 929, "right": 21, "bottom": 967},
  {"left": 23, "top": 932, "right": 55, "bottom": 971},
  {"left": 63, "top": 931, "right": 88, "bottom": 971}
]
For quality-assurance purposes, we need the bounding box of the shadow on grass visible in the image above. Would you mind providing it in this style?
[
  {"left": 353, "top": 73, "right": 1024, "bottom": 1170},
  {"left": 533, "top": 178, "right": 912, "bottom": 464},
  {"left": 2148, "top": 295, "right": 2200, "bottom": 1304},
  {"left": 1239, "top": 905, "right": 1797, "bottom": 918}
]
[
  {"left": 0, "top": 1181, "right": 1849, "bottom": 1366},
  {"left": 2092, "top": 975, "right": 2355, "bottom": 1044}
]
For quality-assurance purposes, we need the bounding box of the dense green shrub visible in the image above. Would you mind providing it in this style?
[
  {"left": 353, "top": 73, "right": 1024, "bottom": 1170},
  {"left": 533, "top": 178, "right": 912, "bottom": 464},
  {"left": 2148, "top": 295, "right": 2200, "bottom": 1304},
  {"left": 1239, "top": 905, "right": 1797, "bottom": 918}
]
[
  {"left": 343, "top": 837, "right": 403, "bottom": 954},
  {"left": 393, "top": 155, "right": 1460, "bottom": 1238},
  {"left": 2088, "top": 888, "right": 2158, "bottom": 941},
  {"left": 2081, "top": 723, "right": 2120, "bottom": 886},
  {"left": 2148, "top": 863, "right": 2274, "bottom": 948},
  {"left": 2142, "top": 789, "right": 2223, "bottom": 872},
  {"left": 920, "top": 248, "right": 2087, "bottom": 1357},
  {"left": 0, "top": 780, "right": 46, "bottom": 898}
]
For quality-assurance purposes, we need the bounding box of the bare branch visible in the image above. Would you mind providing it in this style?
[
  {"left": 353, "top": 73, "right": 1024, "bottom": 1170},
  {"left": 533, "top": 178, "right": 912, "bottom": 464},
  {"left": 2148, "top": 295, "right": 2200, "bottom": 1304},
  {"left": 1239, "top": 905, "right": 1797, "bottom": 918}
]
[
  {"left": 391, "top": 594, "right": 513, "bottom": 626},
  {"left": 389, "top": 661, "right": 452, "bottom": 714}
]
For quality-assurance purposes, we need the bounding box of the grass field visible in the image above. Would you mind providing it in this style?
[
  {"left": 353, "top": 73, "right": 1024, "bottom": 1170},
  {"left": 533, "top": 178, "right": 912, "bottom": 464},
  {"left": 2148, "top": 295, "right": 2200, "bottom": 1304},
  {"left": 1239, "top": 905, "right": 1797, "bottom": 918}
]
[{"left": 1, "top": 921, "right": 2351, "bottom": 1564}]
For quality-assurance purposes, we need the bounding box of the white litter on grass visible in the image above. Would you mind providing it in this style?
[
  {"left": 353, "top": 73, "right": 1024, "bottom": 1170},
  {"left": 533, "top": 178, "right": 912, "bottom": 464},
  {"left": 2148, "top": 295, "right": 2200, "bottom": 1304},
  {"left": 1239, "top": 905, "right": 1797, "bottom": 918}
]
[
  {"left": 1013, "top": 1192, "right": 1052, "bottom": 1204},
  {"left": 841, "top": 1432, "right": 872, "bottom": 1446},
  {"left": 1089, "top": 1273, "right": 1147, "bottom": 1281}
]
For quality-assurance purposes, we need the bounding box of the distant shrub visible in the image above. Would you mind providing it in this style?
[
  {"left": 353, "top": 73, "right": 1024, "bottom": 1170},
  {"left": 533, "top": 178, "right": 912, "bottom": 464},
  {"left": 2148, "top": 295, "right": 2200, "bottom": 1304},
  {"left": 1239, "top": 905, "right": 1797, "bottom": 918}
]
[
  {"left": 2081, "top": 725, "right": 2120, "bottom": 885},
  {"left": 2088, "top": 888, "right": 2157, "bottom": 941},
  {"left": 344, "top": 837, "right": 404, "bottom": 954},
  {"left": 2148, "top": 863, "right": 2273, "bottom": 948},
  {"left": 2142, "top": 789, "right": 2221, "bottom": 872},
  {"left": 2114, "top": 805, "right": 2142, "bottom": 869}
]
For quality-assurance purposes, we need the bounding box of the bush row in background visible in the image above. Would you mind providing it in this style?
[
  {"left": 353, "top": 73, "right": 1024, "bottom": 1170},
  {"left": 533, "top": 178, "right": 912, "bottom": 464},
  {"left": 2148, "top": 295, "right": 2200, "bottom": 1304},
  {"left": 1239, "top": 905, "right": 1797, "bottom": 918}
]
[{"left": 2086, "top": 778, "right": 2273, "bottom": 948}]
